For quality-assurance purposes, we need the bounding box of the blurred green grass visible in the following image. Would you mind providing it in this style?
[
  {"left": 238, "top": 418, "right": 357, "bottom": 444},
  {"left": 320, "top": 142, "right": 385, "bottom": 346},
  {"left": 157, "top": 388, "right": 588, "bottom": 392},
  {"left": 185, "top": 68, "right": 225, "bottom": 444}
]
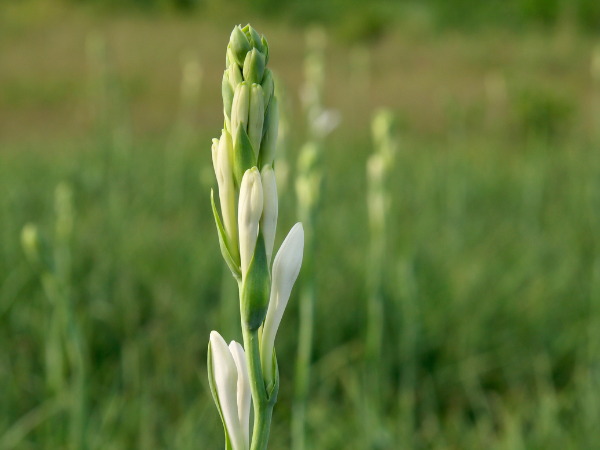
[{"left": 1, "top": 1, "right": 600, "bottom": 448}]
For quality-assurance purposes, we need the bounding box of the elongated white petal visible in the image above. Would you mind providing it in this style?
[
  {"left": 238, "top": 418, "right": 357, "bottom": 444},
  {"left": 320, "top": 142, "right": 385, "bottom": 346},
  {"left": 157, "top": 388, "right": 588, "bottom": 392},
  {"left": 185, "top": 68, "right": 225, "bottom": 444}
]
[
  {"left": 261, "top": 223, "right": 304, "bottom": 389},
  {"left": 210, "top": 331, "right": 245, "bottom": 450},
  {"left": 238, "top": 168, "right": 264, "bottom": 279},
  {"left": 216, "top": 129, "right": 238, "bottom": 258},
  {"left": 260, "top": 165, "right": 278, "bottom": 265},
  {"left": 229, "top": 341, "right": 251, "bottom": 450},
  {"left": 211, "top": 138, "right": 219, "bottom": 176}
]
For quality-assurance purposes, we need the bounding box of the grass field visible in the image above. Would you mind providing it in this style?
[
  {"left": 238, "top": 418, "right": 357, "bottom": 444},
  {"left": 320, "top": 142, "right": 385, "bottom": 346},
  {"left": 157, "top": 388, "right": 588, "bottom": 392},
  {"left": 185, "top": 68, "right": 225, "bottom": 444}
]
[{"left": 1, "top": 1, "right": 600, "bottom": 448}]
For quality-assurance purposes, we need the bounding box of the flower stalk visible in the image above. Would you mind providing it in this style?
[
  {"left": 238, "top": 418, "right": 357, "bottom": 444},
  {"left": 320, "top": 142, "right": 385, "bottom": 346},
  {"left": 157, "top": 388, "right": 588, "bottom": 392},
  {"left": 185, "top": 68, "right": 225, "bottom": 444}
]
[
  {"left": 365, "top": 109, "right": 398, "bottom": 448},
  {"left": 208, "top": 24, "right": 304, "bottom": 450}
]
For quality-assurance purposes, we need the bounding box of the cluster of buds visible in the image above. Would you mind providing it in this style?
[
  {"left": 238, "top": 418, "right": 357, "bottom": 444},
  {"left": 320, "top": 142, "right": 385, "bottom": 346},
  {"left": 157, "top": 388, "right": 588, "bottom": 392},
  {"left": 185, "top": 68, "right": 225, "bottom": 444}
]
[{"left": 208, "top": 25, "right": 304, "bottom": 450}]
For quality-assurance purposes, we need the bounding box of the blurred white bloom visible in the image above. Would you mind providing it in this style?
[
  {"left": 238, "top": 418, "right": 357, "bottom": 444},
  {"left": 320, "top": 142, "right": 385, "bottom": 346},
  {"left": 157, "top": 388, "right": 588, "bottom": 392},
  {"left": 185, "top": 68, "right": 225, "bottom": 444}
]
[{"left": 261, "top": 223, "right": 304, "bottom": 390}]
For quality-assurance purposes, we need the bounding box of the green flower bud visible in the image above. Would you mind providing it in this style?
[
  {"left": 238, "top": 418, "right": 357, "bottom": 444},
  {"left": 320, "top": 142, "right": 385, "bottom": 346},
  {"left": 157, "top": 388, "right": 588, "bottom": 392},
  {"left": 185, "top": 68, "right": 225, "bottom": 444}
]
[
  {"left": 222, "top": 71, "right": 234, "bottom": 119},
  {"left": 229, "top": 25, "right": 251, "bottom": 67},
  {"left": 248, "top": 84, "right": 265, "bottom": 155},
  {"left": 243, "top": 48, "right": 265, "bottom": 86},
  {"left": 231, "top": 82, "right": 249, "bottom": 142},
  {"left": 246, "top": 25, "right": 263, "bottom": 52},
  {"left": 261, "top": 36, "right": 269, "bottom": 65},
  {"left": 228, "top": 62, "right": 243, "bottom": 90},
  {"left": 261, "top": 68, "right": 274, "bottom": 110},
  {"left": 259, "top": 95, "right": 278, "bottom": 168}
]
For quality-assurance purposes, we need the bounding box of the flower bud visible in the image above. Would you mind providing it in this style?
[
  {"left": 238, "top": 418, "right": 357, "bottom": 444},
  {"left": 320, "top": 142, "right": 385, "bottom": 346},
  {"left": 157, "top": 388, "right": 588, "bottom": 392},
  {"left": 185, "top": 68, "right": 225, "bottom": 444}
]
[
  {"left": 248, "top": 84, "right": 265, "bottom": 154},
  {"left": 243, "top": 48, "right": 265, "bottom": 86},
  {"left": 229, "top": 26, "right": 251, "bottom": 68},
  {"left": 222, "top": 72, "right": 234, "bottom": 120},
  {"left": 260, "top": 165, "right": 278, "bottom": 265},
  {"left": 258, "top": 95, "right": 278, "bottom": 168},
  {"left": 245, "top": 25, "right": 263, "bottom": 53},
  {"left": 260, "top": 68, "right": 274, "bottom": 110},
  {"left": 216, "top": 130, "right": 238, "bottom": 258},
  {"left": 261, "top": 223, "right": 304, "bottom": 390},
  {"left": 231, "top": 82, "right": 249, "bottom": 143},
  {"left": 229, "top": 341, "right": 251, "bottom": 450},
  {"left": 228, "top": 61, "right": 243, "bottom": 91},
  {"left": 238, "top": 168, "right": 263, "bottom": 279},
  {"left": 261, "top": 36, "right": 269, "bottom": 65},
  {"left": 209, "top": 331, "right": 246, "bottom": 450}
]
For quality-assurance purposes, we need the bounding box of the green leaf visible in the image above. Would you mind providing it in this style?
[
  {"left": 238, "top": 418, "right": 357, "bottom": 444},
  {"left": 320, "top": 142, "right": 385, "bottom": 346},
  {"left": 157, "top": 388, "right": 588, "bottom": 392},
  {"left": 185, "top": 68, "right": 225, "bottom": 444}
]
[
  {"left": 233, "top": 126, "right": 256, "bottom": 187},
  {"left": 241, "top": 231, "right": 270, "bottom": 331},
  {"left": 207, "top": 343, "right": 234, "bottom": 450},
  {"left": 211, "top": 190, "right": 241, "bottom": 282}
]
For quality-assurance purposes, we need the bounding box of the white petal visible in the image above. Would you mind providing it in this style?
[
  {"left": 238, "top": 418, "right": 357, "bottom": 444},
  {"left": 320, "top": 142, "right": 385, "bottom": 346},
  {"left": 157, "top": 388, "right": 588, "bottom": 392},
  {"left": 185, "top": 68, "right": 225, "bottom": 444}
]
[
  {"left": 210, "top": 331, "right": 245, "bottom": 450},
  {"left": 229, "top": 341, "right": 251, "bottom": 450},
  {"left": 261, "top": 223, "right": 304, "bottom": 388}
]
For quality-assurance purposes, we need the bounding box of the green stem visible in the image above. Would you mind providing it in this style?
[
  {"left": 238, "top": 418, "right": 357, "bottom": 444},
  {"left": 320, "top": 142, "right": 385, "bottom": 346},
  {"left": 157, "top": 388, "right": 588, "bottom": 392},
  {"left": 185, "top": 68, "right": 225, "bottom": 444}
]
[{"left": 241, "top": 323, "right": 274, "bottom": 450}]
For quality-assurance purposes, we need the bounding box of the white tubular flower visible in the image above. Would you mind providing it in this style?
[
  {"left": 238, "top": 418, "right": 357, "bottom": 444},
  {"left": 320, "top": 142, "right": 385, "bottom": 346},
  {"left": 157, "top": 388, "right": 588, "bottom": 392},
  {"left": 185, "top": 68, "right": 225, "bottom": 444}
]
[
  {"left": 231, "top": 82, "right": 250, "bottom": 143},
  {"left": 216, "top": 129, "right": 238, "bottom": 257},
  {"left": 260, "top": 165, "right": 278, "bottom": 265},
  {"left": 261, "top": 223, "right": 304, "bottom": 390},
  {"left": 210, "top": 331, "right": 245, "bottom": 450},
  {"left": 229, "top": 341, "right": 251, "bottom": 450},
  {"left": 238, "top": 167, "right": 264, "bottom": 279}
]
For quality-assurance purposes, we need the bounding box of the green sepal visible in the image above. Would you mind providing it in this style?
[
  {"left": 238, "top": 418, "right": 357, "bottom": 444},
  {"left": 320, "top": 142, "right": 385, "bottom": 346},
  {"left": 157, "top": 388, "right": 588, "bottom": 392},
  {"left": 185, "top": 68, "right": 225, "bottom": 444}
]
[
  {"left": 211, "top": 189, "right": 241, "bottom": 282},
  {"left": 241, "top": 231, "right": 270, "bottom": 331},
  {"left": 261, "top": 36, "right": 269, "bottom": 65},
  {"left": 233, "top": 126, "right": 256, "bottom": 187},
  {"left": 267, "top": 348, "right": 280, "bottom": 404},
  {"left": 222, "top": 70, "right": 234, "bottom": 119},
  {"left": 207, "top": 343, "right": 234, "bottom": 450},
  {"left": 248, "top": 26, "right": 263, "bottom": 52}
]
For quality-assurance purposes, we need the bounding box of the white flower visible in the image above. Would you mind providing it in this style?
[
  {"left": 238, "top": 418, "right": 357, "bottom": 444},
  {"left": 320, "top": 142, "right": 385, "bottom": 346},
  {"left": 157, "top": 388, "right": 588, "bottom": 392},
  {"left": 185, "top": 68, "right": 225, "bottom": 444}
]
[
  {"left": 238, "top": 168, "right": 263, "bottom": 279},
  {"left": 229, "top": 341, "right": 251, "bottom": 450},
  {"left": 210, "top": 331, "right": 247, "bottom": 450},
  {"left": 261, "top": 223, "right": 304, "bottom": 390}
]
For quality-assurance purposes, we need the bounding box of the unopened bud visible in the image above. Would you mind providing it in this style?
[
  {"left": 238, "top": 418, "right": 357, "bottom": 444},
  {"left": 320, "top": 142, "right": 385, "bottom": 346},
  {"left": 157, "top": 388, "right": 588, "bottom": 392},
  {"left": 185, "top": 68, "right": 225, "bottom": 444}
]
[
  {"left": 222, "top": 71, "right": 234, "bottom": 119},
  {"left": 229, "top": 26, "right": 251, "bottom": 68},
  {"left": 216, "top": 130, "right": 238, "bottom": 258},
  {"left": 248, "top": 84, "right": 265, "bottom": 154},
  {"left": 245, "top": 25, "right": 263, "bottom": 53},
  {"left": 259, "top": 96, "right": 278, "bottom": 168},
  {"left": 261, "top": 68, "right": 274, "bottom": 109},
  {"left": 231, "top": 82, "right": 250, "bottom": 143},
  {"left": 229, "top": 341, "right": 251, "bottom": 450},
  {"left": 243, "top": 48, "right": 265, "bottom": 86},
  {"left": 260, "top": 165, "right": 278, "bottom": 265},
  {"left": 238, "top": 168, "right": 263, "bottom": 279}
]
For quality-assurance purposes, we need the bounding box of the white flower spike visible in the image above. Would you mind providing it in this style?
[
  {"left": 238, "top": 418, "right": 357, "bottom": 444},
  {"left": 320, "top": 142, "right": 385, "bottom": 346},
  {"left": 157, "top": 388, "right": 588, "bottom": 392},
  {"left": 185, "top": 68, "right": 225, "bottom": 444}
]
[{"left": 261, "top": 223, "right": 304, "bottom": 390}]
